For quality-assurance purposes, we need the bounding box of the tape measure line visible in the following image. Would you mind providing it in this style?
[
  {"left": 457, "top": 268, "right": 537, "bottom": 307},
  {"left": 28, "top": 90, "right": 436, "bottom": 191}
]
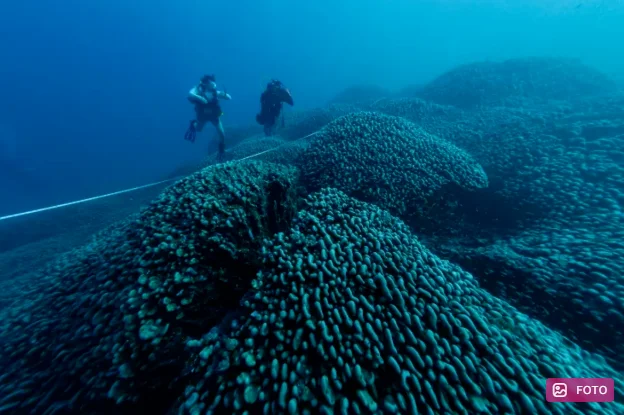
[{"left": 0, "top": 130, "right": 321, "bottom": 222}]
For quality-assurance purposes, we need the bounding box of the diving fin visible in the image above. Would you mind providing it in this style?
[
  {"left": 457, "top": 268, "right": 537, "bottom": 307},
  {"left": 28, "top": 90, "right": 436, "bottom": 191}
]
[{"left": 184, "top": 120, "right": 197, "bottom": 142}]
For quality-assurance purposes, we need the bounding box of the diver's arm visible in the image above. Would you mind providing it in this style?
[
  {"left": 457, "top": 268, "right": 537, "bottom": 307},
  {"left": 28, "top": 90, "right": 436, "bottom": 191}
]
[
  {"left": 216, "top": 90, "right": 232, "bottom": 100},
  {"left": 280, "top": 88, "right": 294, "bottom": 106},
  {"left": 188, "top": 87, "right": 208, "bottom": 104}
]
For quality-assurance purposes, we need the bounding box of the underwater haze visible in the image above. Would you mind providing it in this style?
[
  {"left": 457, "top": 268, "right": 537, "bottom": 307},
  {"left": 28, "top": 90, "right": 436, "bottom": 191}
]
[
  {"left": 2, "top": 1, "right": 624, "bottom": 414},
  {"left": 1, "top": 0, "right": 623, "bottom": 215}
]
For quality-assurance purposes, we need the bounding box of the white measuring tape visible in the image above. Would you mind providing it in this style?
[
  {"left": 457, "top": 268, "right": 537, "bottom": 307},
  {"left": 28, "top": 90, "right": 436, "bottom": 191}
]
[{"left": 0, "top": 131, "right": 321, "bottom": 222}]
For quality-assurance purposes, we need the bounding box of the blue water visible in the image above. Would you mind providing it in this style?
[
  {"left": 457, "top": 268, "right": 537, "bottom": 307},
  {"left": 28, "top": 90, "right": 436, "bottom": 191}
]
[
  {"left": 1, "top": 0, "right": 622, "bottom": 216},
  {"left": 1, "top": 2, "right": 624, "bottom": 414}
]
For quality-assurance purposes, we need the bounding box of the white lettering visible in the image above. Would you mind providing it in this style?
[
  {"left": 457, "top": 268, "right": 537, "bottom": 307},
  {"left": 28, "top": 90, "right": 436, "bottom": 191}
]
[{"left": 577, "top": 385, "right": 609, "bottom": 395}]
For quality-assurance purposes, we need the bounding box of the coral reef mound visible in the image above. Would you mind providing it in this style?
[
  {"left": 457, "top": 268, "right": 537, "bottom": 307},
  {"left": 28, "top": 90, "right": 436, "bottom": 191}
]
[
  {"left": 177, "top": 188, "right": 624, "bottom": 415},
  {"left": 419, "top": 57, "right": 616, "bottom": 109},
  {"left": 0, "top": 161, "right": 300, "bottom": 414},
  {"left": 300, "top": 111, "right": 488, "bottom": 223}
]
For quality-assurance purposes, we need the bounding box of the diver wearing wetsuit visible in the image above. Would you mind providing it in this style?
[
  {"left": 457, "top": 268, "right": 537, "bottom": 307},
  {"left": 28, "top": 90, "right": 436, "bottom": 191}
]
[
  {"left": 185, "top": 74, "right": 232, "bottom": 156},
  {"left": 256, "top": 79, "right": 294, "bottom": 136}
]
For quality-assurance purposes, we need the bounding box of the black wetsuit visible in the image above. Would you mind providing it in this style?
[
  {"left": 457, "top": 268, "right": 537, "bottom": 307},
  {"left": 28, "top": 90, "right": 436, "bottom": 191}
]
[
  {"left": 256, "top": 84, "right": 293, "bottom": 136},
  {"left": 195, "top": 90, "right": 222, "bottom": 123}
]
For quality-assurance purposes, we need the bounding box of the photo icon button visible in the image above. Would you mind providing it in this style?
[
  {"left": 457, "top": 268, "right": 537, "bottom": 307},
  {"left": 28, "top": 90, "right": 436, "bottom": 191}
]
[
  {"left": 552, "top": 383, "right": 567, "bottom": 397},
  {"left": 546, "top": 378, "right": 614, "bottom": 403}
]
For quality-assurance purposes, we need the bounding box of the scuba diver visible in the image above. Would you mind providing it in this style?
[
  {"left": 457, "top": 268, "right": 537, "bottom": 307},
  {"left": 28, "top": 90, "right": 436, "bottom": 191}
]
[
  {"left": 256, "top": 79, "right": 294, "bottom": 136},
  {"left": 184, "top": 74, "right": 232, "bottom": 156}
]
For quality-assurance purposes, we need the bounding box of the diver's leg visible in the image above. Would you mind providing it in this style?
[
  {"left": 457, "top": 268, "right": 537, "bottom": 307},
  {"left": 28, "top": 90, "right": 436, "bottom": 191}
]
[
  {"left": 266, "top": 113, "right": 278, "bottom": 136},
  {"left": 195, "top": 119, "right": 207, "bottom": 132},
  {"left": 194, "top": 105, "right": 209, "bottom": 133},
  {"left": 213, "top": 118, "right": 226, "bottom": 154}
]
